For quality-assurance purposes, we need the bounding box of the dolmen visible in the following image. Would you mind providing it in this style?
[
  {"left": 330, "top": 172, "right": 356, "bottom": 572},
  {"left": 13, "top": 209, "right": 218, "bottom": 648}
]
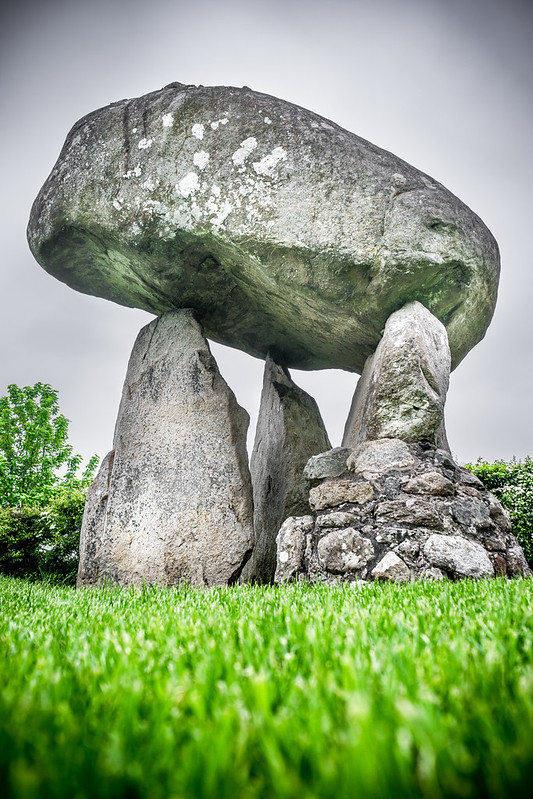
[{"left": 27, "top": 82, "right": 529, "bottom": 586}]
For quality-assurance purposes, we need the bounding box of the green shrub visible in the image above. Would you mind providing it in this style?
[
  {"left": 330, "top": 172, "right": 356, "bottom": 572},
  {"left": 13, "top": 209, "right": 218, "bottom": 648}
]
[
  {"left": 0, "top": 506, "right": 44, "bottom": 578},
  {"left": 0, "top": 485, "right": 87, "bottom": 584},
  {"left": 465, "top": 458, "right": 533, "bottom": 565},
  {"left": 0, "top": 383, "right": 97, "bottom": 584}
]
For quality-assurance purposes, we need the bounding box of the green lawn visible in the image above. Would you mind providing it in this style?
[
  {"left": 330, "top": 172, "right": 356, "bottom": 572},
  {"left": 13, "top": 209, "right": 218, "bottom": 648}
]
[{"left": 0, "top": 576, "right": 532, "bottom": 798}]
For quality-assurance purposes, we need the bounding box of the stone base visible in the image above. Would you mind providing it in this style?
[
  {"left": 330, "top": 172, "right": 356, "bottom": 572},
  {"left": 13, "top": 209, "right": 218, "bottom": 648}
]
[{"left": 275, "top": 439, "right": 531, "bottom": 584}]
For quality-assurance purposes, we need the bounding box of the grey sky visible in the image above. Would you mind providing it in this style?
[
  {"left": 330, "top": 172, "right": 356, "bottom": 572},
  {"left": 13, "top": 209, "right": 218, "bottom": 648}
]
[{"left": 1, "top": 0, "right": 532, "bottom": 467}]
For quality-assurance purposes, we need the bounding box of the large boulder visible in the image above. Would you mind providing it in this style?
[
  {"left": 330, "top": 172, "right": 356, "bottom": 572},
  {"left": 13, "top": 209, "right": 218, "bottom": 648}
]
[
  {"left": 28, "top": 82, "right": 499, "bottom": 372},
  {"left": 77, "top": 309, "right": 254, "bottom": 588}
]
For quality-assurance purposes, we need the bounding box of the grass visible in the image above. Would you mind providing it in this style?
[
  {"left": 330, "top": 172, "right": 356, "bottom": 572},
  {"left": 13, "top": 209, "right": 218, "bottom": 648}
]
[{"left": 0, "top": 576, "right": 532, "bottom": 798}]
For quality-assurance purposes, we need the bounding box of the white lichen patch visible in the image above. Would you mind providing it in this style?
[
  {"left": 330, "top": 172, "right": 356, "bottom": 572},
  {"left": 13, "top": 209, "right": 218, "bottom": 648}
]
[
  {"left": 178, "top": 172, "right": 200, "bottom": 197},
  {"left": 192, "top": 123, "right": 205, "bottom": 140},
  {"left": 210, "top": 118, "right": 229, "bottom": 130},
  {"left": 112, "top": 198, "right": 123, "bottom": 211},
  {"left": 253, "top": 146, "right": 287, "bottom": 176},
  {"left": 123, "top": 164, "right": 142, "bottom": 179},
  {"left": 210, "top": 199, "right": 233, "bottom": 227},
  {"left": 142, "top": 177, "right": 158, "bottom": 192},
  {"left": 138, "top": 138, "right": 153, "bottom": 150},
  {"left": 193, "top": 151, "right": 210, "bottom": 170},
  {"left": 162, "top": 113, "right": 173, "bottom": 128},
  {"left": 232, "top": 137, "right": 258, "bottom": 166}
]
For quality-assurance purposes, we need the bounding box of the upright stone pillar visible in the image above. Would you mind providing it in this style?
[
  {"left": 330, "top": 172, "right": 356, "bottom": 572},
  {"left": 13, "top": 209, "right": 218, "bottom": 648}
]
[
  {"left": 78, "top": 310, "right": 254, "bottom": 588},
  {"left": 342, "top": 302, "right": 451, "bottom": 450},
  {"left": 241, "top": 355, "right": 331, "bottom": 583}
]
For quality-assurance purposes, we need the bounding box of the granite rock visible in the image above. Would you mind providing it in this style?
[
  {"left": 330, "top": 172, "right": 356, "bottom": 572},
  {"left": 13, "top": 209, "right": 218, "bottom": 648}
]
[
  {"left": 29, "top": 83, "right": 499, "bottom": 372},
  {"left": 309, "top": 480, "right": 374, "bottom": 511},
  {"left": 304, "top": 447, "right": 351, "bottom": 481},
  {"left": 424, "top": 534, "right": 494, "bottom": 578},
  {"left": 241, "top": 355, "right": 330, "bottom": 583},
  {"left": 317, "top": 528, "right": 374, "bottom": 574},
  {"left": 77, "top": 310, "right": 253, "bottom": 588},
  {"left": 342, "top": 302, "right": 451, "bottom": 448},
  {"left": 347, "top": 438, "right": 414, "bottom": 477},
  {"left": 371, "top": 552, "right": 411, "bottom": 582},
  {"left": 274, "top": 515, "right": 314, "bottom": 583}
]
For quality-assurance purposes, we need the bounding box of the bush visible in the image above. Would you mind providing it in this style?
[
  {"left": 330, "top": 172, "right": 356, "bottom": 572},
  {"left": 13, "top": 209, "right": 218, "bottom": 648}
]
[
  {"left": 0, "top": 485, "right": 87, "bottom": 584},
  {"left": 0, "top": 382, "right": 98, "bottom": 584},
  {"left": 465, "top": 458, "right": 533, "bottom": 566},
  {"left": 0, "top": 507, "right": 43, "bottom": 578}
]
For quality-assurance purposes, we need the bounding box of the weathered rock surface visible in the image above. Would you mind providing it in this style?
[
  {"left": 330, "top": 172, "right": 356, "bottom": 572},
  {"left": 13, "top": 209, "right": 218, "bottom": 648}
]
[
  {"left": 77, "top": 310, "right": 253, "bottom": 588},
  {"left": 241, "top": 355, "right": 330, "bottom": 584},
  {"left": 275, "top": 516, "right": 314, "bottom": 584},
  {"left": 343, "top": 302, "right": 451, "bottom": 449},
  {"left": 304, "top": 447, "right": 352, "bottom": 481},
  {"left": 275, "top": 439, "right": 531, "bottom": 584},
  {"left": 423, "top": 534, "right": 494, "bottom": 579},
  {"left": 372, "top": 552, "right": 411, "bottom": 582},
  {"left": 29, "top": 83, "right": 499, "bottom": 372}
]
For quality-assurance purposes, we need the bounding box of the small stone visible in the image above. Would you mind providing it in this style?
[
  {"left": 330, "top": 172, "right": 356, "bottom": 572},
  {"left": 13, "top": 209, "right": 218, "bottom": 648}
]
[
  {"left": 404, "top": 471, "right": 454, "bottom": 496},
  {"left": 395, "top": 538, "right": 421, "bottom": 559},
  {"left": 304, "top": 447, "right": 352, "bottom": 480},
  {"left": 381, "top": 475, "right": 406, "bottom": 498},
  {"left": 317, "top": 528, "right": 375, "bottom": 574},
  {"left": 451, "top": 497, "right": 492, "bottom": 529},
  {"left": 375, "top": 498, "right": 443, "bottom": 529},
  {"left": 309, "top": 480, "right": 374, "bottom": 511},
  {"left": 420, "top": 567, "right": 445, "bottom": 581},
  {"left": 458, "top": 486, "right": 484, "bottom": 498},
  {"left": 346, "top": 439, "right": 414, "bottom": 478},
  {"left": 486, "top": 494, "right": 512, "bottom": 531},
  {"left": 274, "top": 516, "right": 314, "bottom": 583},
  {"left": 491, "top": 554, "right": 507, "bottom": 576},
  {"left": 375, "top": 527, "right": 405, "bottom": 545},
  {"left": 506, "top": 546, "right": 532, "bottom": 578},
  {"left": 456, "top": 467, "right": 484, "bottom": 488},
  {"left": 316, "top": 511, "right": 360, "bottom": 529},
  {"left": 424, "top": 534, "right": 494, "bottom": 578},
  {"left": 434, "top": 449, "right": 457, "bottom": 470},
  {"left": 371, "top": 552, "right": 411, "bottom": 582},
  {"left": 484, "top": 531, "right": 507, "bottom": 551}
]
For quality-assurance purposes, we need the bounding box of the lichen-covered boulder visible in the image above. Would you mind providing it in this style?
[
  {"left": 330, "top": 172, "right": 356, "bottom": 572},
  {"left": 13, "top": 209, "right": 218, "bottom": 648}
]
[
  {"left": 343, "top": 302, "right": 451, "bottom": 449},
  {"left": 28, "top": 82, "right": 499, "bottom": 372}
]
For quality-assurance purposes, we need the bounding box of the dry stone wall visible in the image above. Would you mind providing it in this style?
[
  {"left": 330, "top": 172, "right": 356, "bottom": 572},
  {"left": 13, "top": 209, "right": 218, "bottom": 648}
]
[{"left": 275, "top": 438, "right": 531, "bottom": 584}]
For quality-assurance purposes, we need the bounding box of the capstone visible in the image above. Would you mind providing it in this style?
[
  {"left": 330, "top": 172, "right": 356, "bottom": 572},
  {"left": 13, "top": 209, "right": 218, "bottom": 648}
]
[{"left": 29, "top": 83, "right": 500, "bottom": 372}]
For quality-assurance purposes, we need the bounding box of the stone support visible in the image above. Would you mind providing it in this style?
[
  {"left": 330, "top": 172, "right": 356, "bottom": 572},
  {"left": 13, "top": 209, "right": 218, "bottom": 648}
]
[{"left": 78, "top": 310, "right": 254, "bottom": 588}]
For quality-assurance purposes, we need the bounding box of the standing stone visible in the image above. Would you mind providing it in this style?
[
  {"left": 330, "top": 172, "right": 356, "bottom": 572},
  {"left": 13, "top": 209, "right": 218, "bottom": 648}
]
[
  {"left": 77, "top": 310, "right": 253, "bottom": 588},
  {"left": 342, "top": 302, "right": 451, "bottom": 449},
  {"left": 241, "top": 355, "right": 331, "bottom": 583}
]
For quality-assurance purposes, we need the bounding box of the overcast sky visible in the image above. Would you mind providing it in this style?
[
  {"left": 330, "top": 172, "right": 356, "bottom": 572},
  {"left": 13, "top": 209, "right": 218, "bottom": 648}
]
[{"left": 1, "top": 0, "right": 532, "bottom": 469}]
